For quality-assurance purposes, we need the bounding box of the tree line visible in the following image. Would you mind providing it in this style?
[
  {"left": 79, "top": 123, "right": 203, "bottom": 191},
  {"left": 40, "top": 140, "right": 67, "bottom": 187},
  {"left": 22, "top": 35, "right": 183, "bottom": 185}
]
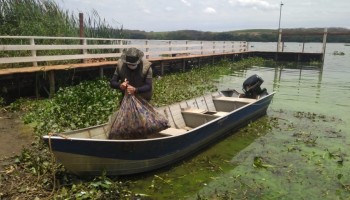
[{"left": 123, "top": 28, "right": 350, "bottom": 43}]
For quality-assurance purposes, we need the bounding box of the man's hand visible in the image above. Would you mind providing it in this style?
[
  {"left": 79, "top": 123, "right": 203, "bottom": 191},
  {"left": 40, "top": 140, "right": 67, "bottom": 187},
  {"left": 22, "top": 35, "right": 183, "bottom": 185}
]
[
  {"left": 126, "top": 85, "right": 137, "bottom": 95},
  {"left": 120, "top": 79, "right": 129, "bottom": 90}
]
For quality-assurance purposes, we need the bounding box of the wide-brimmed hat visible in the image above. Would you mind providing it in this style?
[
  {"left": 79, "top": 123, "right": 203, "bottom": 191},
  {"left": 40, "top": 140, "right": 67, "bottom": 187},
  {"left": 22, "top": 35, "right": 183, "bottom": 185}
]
[{"left": 120, "top": 47, "right": 144, "bottom": 65}]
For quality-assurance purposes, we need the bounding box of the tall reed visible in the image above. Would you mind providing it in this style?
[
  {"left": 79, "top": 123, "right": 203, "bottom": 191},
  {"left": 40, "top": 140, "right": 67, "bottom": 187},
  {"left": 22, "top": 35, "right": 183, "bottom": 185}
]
[
  {"left": 0, "top": 0, "right": 123, "bottom": 67},
  {"left": 0, "top": 0, "right": 122, "bottom": 37}
]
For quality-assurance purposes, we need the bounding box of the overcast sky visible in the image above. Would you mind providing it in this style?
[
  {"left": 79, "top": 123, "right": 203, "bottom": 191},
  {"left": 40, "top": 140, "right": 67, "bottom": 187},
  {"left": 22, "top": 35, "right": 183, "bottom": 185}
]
[{"left": 58, "top": 0, "right": 349, "bottom": 32}]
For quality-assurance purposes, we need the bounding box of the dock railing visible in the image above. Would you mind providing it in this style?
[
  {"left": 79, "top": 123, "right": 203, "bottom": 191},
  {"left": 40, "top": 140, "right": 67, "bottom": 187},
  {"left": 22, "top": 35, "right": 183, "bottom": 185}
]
[
  {"left": 1, "top": 35, "right": 329, "bottom": 99},
  {"left": 0, "top": 36, "right": 248, "bottom": 68}
]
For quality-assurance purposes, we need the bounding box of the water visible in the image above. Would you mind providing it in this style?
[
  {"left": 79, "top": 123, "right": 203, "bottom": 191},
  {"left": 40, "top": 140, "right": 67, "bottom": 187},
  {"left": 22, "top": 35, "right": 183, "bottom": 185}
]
[{"left": 130, "top": 43, "right": 350, "bottom": 199}]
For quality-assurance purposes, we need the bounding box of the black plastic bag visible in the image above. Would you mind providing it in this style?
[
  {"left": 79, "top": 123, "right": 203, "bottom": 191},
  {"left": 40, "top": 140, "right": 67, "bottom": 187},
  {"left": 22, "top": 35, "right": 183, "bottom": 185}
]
[{"left": 108, "top": 94, "right": 169, "bottom": 139}]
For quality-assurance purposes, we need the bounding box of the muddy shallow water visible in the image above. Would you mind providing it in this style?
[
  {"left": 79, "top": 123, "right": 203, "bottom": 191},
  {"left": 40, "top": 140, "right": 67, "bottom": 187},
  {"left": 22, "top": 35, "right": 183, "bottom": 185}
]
[{"left": 0, "top": 110, "right": 34, "bottom": 162}]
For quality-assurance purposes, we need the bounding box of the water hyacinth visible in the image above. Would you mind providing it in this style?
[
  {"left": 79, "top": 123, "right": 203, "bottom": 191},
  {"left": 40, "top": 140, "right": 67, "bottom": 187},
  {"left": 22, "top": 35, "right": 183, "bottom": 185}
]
[
  {"left": 17, "top": 58, "right": 267, "bottom": 136},
  {"left": 1, "top": 58, "right": 268, "bottom": 199},
  {"left": 22, "top": 79, "right": 120, "bottom": 135}
]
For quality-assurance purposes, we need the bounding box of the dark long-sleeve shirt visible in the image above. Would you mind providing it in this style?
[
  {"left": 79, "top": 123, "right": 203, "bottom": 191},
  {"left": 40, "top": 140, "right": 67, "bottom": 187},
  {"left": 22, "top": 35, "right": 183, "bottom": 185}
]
[{"left": 110, "top": 59, "right": 153, "bottom": 101}]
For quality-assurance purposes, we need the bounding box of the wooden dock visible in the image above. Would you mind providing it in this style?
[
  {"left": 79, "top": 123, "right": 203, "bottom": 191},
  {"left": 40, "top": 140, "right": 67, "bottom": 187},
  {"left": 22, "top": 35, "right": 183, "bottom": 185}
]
[
  {"left": 0, "top": 36, "right": 324, "bottom": 102},
  {"left": 0, "top": 51, "right": 322, "bottom": 76},
  {"left": 0, "top": 51, "right": 322, "bottom": 102}
]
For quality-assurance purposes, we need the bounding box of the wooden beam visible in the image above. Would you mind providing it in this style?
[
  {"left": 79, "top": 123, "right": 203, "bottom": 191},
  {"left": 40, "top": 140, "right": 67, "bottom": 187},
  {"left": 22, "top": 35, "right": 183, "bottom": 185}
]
[
  {"left": 160, "top": 61, "right": 164, "bottom": 76},
  {"left": 48, "top": 71, "right": 55, "bottom": 98},
  {"left": 182, "top": 59, "right": 186, "bottom": 72},
  {"left": 99, "top": 68, "right": 104, "bottom": 78},
  {"left": 35, "top": 72, "right": 39, "bottom": 98}
]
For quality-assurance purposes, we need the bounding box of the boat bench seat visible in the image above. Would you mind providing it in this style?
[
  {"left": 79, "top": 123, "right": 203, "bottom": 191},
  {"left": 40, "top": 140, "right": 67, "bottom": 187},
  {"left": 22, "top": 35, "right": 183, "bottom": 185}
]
[
  {"left": 181, "top": 108, "right": 229, "bottom": 116},
  {"left": 159, "top": 128, "right": 188, "bottom": 136},
  {"left": 182, "top": 108, "right": 208, "bottom": 114},
  {"left": 213, "top": 96, "right": 256, "bottom": 103},
  {"left": 181, "top": 108, "right": 229, "bottom": 128},
  {"left": 63, "top": 125, "right": 108, "bottom": 139},
  {"left": 212, "top": 97, "right": 256, "bottom": 112},
  {"left": 213, "top": 111, "right": 230, "bottom": 116}
]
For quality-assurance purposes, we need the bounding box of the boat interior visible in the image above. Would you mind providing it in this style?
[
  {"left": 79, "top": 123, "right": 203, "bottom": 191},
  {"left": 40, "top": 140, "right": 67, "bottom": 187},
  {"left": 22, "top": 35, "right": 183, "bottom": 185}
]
[{"left": 58, "top": 91, "right": 258, "bottom": 140}]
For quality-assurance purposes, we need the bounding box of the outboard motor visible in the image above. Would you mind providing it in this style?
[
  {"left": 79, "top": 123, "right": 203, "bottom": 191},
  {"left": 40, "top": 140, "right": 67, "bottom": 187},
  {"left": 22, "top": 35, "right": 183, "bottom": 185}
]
[{"left": 242, "top": 74, "right": 268, "bottom": 99}]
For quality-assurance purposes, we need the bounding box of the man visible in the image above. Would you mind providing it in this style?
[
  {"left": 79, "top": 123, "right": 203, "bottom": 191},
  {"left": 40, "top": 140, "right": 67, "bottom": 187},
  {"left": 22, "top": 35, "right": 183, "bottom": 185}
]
[
  {"left": 110, "top": 47, "right": 153, "bottom": 101},
  {"left": 108, "top": 48, "right": 168, "bottom": 139}
]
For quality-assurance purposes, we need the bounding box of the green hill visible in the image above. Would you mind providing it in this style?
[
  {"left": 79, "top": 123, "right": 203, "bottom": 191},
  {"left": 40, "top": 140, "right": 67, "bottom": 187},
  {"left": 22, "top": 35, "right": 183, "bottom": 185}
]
[{"left": 123, "top": 28, "right": 350, "bottom": 43}]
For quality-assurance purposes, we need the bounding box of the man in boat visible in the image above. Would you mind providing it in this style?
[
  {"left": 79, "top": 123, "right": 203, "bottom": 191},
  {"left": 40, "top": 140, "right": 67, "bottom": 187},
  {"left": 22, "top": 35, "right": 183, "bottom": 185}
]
[
  {"left": 109, "top": 48, "right": 169, "bottom": 139},
  {"left": 110, "top": 47, "right": 153, "bottom": 101}
]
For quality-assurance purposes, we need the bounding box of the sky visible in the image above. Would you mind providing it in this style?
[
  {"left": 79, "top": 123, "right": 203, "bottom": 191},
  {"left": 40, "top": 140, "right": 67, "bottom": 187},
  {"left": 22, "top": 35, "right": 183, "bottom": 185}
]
[{"left": 58, "top": 0, "right": 349, "bottom": 32}]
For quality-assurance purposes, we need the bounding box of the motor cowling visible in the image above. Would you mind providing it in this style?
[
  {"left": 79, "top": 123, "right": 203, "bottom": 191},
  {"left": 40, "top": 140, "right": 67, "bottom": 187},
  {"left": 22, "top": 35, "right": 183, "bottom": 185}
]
[{"left": 242, "top": 74, "right": 268, "bottom": 99}]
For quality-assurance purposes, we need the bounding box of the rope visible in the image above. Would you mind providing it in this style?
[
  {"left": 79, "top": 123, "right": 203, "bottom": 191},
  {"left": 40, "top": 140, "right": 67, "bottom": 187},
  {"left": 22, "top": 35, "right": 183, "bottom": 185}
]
[{"left": 47, "top": 132, "right": 70, "bottom": 198}]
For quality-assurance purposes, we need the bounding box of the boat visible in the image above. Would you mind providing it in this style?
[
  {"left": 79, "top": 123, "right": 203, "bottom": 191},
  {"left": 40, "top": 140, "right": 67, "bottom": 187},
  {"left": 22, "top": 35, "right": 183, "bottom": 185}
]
[{"left": 42, "top": 76, "right": 275, "bottom": 176}]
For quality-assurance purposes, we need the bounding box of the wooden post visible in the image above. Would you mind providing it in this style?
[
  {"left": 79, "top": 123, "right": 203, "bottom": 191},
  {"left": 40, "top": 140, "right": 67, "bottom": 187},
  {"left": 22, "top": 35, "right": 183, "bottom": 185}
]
[
  {"left": 82, "top": 39, "right": 87, "bottom": 63},
  {"left": 79, "top": 13, "right": 84, "bottom": 63},
  {"left": 145, "top": 40, "right": 149, "bottom": 59},
  {"left": 79, "top": 13, "right": 84, "bottom": 37},
  {"left": 160, "top": 61, "right": 164, "bottom": 76},
  {"left": 277, "top": 29, "right": 282, "bottom": 52},
  {"left": 185, "top": 40, "right": 188, "bottom": 55},
  {"left": 31, "top": 38, "right": 39, "bottom": 98},
  {"left": 243, "top": 41, "right": 247, "bottom": 52},
  {"left": 302, "top": 42, "right": 305, "bottom": 53},
  {"left": 322, "top": 28, "right": 328, "bottom": 63},
  {"left": 169, "top": 41, "right": 172, "bottom": 56},
  {"left": 30, "top": 38, "right": 37, "bottom": 67},
  {"left": 182, "top": 59, "right": 186, "bottom": 71},
  {"left": 35, "top": 73, "right": 39, "bottom": 98},
  {"left": 99, "top": 67, "right": 104, "bottom": 78},
  {"left": 213, "top": 41, "right": 215, "bottom": 54},
  {"left": 200, "top": 41, "right": 203, "bottom": 55},
  {"left": 223, "top": 41, "right": 225, "bottom": 53},
  {"left": 48, "top": 71, "right": 55, "bottom": 98},
  {"left": 275, "top": 28, "right": 282, "bottom": 61}
]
